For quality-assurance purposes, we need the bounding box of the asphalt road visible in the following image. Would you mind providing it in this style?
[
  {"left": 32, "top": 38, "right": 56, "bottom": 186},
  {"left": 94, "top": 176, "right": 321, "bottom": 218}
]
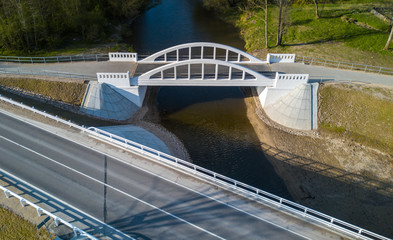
[{"left": 0, "top": 111, "right": 308, "bottom": 240}]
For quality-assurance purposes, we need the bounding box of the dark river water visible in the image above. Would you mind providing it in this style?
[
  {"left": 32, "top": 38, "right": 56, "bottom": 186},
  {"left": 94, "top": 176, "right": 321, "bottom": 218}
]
[{"left": 130, "top": 0, "right": 291, "bottom": 198}]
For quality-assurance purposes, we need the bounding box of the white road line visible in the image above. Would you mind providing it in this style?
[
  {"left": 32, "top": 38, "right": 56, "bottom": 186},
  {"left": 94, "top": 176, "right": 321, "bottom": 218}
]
[
  {"left": 0, "top": 135, "right": 225, "bottom": 240},
  {"left": 0, "top": 109, "right": 311, "bottom": 239}
]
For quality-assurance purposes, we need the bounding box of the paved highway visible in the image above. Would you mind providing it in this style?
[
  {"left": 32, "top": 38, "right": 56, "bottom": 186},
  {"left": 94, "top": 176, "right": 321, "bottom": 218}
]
[{"left": 0, "top": 111, "right": 313, "bottom": 240}]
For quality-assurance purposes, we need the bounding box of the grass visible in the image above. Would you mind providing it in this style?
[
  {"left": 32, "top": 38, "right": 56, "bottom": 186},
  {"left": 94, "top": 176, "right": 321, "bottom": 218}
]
[
  {"left": 0, "top": 78, "right": 87, "bottom": 105},
  {"left": 233, "top": 0, "right": 393, "bottom": 68},
  {"left": 318, "top": 83, "right": 393, "bottom": 155},
  {"left": 0, "top": 207, "right": 52, "bottom": 240}
]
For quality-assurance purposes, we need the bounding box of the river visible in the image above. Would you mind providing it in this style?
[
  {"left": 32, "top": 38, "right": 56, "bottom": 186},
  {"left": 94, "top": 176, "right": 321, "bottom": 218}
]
[{"left": 130, "top": 0, "right": 291, "bottom": 198}]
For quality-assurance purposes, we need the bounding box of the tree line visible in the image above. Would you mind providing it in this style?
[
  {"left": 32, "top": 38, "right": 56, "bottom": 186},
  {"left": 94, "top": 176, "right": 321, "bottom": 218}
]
[{"left": 0, "top": 0, "right": 148, "bottom": 53}]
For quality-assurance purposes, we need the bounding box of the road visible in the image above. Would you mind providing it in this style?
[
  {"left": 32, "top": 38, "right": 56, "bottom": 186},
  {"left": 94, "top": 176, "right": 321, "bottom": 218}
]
[{"left": 0, "top": 111, "right": 314, "bottom": 240}]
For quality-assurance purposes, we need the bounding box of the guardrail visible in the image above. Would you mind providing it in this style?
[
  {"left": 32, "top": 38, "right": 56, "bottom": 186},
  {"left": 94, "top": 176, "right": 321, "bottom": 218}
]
[
  {"left": 0, "top": 68, "right": 96, "bottom": 81},
  {"left": 0, "top": 54, "right": 109, "bottom": 64},
  {"left": 0, "top": 185, "right": 98, "bottom": 240},
  {"left": 86, "top": 127, "right": 389, "bottom": 240},
  {"left": 296, "top": 55, "right": 393, "bottom": 76},
  {"left": 0, "top": 95, "right": 389, "bottom": 240}
]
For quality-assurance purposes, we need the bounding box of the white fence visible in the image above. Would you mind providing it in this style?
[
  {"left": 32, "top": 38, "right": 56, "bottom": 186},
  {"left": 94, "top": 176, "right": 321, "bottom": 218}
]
[
  {"left": 0, "top": 95, "right": 389, "bottom": 240},
  {"left": 267, "top": 53, "right": 296, "bottom": 63},
  {"left": 109, "top": 52, "right": 138, "bottom": 62},
  {"left": 0, "top": 185, "right": 98, "bottom": 240},
  {"left": 96, "top": 72, "right": 130, "bottom": 87}
]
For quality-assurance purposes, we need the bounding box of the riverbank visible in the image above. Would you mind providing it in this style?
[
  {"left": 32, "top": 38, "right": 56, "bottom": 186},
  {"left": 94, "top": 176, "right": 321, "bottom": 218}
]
[
  {"left": 128, "top": 87, "right": 191, "bottom": 161},
  {"left": 242, "top": 86, "right": 393, "bottom": 237}
]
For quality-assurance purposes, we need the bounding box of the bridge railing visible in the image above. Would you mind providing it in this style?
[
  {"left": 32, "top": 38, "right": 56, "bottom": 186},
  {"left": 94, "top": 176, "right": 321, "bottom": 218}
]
[
  {"left": 296, "top": 55, "right": 393, "bottom": 75},
  {"left": 0, "top": 94, "right": 389, "bottom": 240},
  {"left": 0, "top": 54, "right": 109, "bottom": 64},
  {"left": 267, "top": 53, "right": 296, "bottom": 63},
  {"left": 0, "top": 68, "right": 96, "bottom": 81},
  {"left": 109, "top": 52, "right": 137, "bottom": 62},
  {"left": 0, "top": 185, "right": 98, "bottom": 240}
]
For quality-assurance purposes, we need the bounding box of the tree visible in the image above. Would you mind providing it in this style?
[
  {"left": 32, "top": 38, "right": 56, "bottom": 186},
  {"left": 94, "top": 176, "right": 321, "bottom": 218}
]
[
  {"left": 276, "top": 0, "right": 291, "bottom": 46},
  {"left": 244, "top": 0, "right": 269, "bottom": 48},
  {"left": 313, "top": 0, "right": 319, "bottom": 19},
  {"left": 384, "top": 25, "right": 393, "bottom": 50}
]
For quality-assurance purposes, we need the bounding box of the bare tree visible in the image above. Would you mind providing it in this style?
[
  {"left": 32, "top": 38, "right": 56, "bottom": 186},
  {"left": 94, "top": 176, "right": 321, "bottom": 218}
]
[
  {"left": 245, "top": 0, "right": 269, "bottom": 48},
  {"left": 384, "top": 25, "right": 393, "bottom": 50},
  {"left": 276, "top": 0, "right": 291, "bottom": 46},
  {"left": 313, "top": 0, "right": 319, "bottom": 19}
]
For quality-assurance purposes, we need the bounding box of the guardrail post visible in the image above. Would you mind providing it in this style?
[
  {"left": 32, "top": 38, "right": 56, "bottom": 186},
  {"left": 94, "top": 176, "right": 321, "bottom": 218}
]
[
  {"left": 54, "top": 218, "right": 60, "bottom": 226},
  {"left": 31, "top": 57, "right": 33, "bottom": 64},
  {"left": 37, "top": 207, "right": 43, "bottom": 216},
  {"left": 73, "top": 227, "right": 78, "bottom": 238},
  {"left": 379, "top": 67, "right": 382, "bottom": 74},
  {"left": 364, "top": 65, "right": 368, "bottom": 72},
  {"left": 20, "top": 198, "right": 26, "bottom": 207},
  {"left": 4, "top": 190, "right": 10, "bottom": 198}
]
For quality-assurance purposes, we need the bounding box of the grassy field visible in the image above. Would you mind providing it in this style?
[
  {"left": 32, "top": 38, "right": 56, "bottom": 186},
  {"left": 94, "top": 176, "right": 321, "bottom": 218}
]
[
  {"left": 0, "top": 78, "right": 87, "bottom": 105},
  {"left": 0, "top": 207, "right": 52, "bottom": 240},
  {"left": 234, "top": 0, "right": 393, "bottom": 68},
  {"left": 318, "top": 83, "right": 393, "bottom": 155}
]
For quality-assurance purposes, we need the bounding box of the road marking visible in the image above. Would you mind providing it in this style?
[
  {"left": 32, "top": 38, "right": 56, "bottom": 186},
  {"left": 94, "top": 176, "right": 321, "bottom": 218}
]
[
  {"left": 0, "top": 135, "right": 225, "bottom": 240},
  {"left": 0, "top": 109, "right": 311, "bottom": 239}
]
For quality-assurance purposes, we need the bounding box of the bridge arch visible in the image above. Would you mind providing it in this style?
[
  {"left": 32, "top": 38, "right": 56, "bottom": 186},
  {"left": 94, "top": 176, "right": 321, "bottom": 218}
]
[
  {"left": 135, "top": 59, "right": 274, "bottom": 86},
  {"left": 139, "top": 42, "right": 265, "bottom": 63}
]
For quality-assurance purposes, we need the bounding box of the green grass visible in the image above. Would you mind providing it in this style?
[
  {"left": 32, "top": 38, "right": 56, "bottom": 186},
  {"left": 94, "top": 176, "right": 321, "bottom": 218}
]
[
  {"left": 233, "top": 0, "right": 393, "bottom": 67},
  {"left": 0, "top": 207, "right": 52, "bottom": 240},
  {"left": 0, "top": 78, "right": 87, "bottom": 105},
  {"left": 319, "top": 84, "right": 393, "bottom": 155}
]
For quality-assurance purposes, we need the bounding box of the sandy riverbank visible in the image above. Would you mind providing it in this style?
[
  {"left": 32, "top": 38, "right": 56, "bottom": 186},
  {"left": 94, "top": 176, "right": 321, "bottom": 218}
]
[{"left": 241, "top": 87, "right": 393, "bottom": 237}]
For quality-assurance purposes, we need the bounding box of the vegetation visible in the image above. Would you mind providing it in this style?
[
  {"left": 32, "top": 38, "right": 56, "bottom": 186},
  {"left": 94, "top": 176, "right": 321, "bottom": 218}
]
[
  {"left": 0, "top": 207, "right": 52, "bottom": 240},
  {"left": 318, "top": 83, "right": 393, "bottom": 155},
  {"left": 0, "top": 0, "right": 149, "bottom": 54},
  {"left": 0, "top": 78, "right": 87, "bottom": 105},
  {"left": 204, "top": 0, "right": 393, "bottom": 67}
]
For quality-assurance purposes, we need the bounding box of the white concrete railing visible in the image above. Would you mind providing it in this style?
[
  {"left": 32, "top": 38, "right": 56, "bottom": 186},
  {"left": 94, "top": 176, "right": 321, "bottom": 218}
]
[
  {"left": 0, "top": 95, "right": 389, "bottom": 240},
  {"left": 109, "top": 52, "right": 137, "bottom": 62},
  {"left": 267, "top": 53, "right": 296, "bottom": 63},
  {"left": 0, "top": 185, "right": 98, "bottom": 240},
  {"left": 96, "top": 71, "right": 130, "bottom": 87}
]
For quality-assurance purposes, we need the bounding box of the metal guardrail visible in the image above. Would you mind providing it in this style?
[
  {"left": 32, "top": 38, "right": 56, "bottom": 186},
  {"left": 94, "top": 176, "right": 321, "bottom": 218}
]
[
  {"left": 0, "top": 185, "right": 98, "bottom": 240},
  {"left": 0, "top": 95, "right": 390, "bottom": 240},
  {"left": 0, "top": 54, "right": 109, "bottom": 64},
  {"left": 86, "top": 128, "right": 390, "bottom": 240},
  {"left": 0, "top": 68, "right": 96, "bottom": 81},
  {"left": 296, "top": 55, "right": 393, "bottom": 76}
]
